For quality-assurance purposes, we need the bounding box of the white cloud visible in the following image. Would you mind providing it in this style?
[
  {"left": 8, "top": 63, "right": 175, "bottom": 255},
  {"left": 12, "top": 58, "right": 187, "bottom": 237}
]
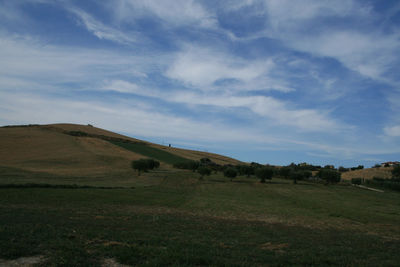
[
  {"left": 99, "top": 79, "right": 342, "bottom": 133},
  {"left": 224, "top": 0, "right": 399, "bottom": 84},
  {"left": 384, "top": 125, "right": 400, "bottom": 137},
  {"left": 68, "top": 7, "right": 138, "bottom": 45},
  {"left": 0, "top": 34, "right": 165, "bottom": 91},
  {"left": 110, "top": 0, "right": 217, "bottom": 28},
  {"left": 171, "top": 93, "right": 342, "bottom": 132},
  {"left": 101, "top": 80, "right": 141, "bottom": 94},
  {"left": 264, "top": 0, "right": 368, "bottom": 28},
  {"left": 290, "top": 30, "right": 400, "bottom": 81},
  {"left": 165, "top": 45, "right": 292, "bottom": 92}
]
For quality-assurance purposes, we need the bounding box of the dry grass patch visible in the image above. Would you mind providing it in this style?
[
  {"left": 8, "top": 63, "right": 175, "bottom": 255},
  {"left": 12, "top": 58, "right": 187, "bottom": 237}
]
[{"left": 342, "top": 167, "right": 393, "bottom": 180}]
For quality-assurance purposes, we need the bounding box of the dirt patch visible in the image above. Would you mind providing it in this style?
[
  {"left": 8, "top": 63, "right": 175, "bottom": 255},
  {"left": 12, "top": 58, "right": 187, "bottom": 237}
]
[{"left": 0, "top": 256, "right": 44, "bottom": 266}]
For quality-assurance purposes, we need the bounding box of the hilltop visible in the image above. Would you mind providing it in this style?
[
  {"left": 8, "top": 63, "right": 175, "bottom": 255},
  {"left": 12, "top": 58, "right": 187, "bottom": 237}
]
[{"left": 0, "top": 123, "right": 241, "bottom": 181}]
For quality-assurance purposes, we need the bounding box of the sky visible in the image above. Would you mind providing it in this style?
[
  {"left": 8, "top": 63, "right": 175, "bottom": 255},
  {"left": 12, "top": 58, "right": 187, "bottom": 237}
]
[{"left": 1, "top": 0, "right": 400, "bottom": 167}]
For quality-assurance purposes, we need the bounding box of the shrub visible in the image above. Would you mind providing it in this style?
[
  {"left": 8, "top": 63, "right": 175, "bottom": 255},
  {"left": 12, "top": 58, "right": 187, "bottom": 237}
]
[
  {"left": 224, "top": 168, "right": 237, "bottom": 181},
  {"left": 255, "top": 167, "right": 274, "bottom": 183}
]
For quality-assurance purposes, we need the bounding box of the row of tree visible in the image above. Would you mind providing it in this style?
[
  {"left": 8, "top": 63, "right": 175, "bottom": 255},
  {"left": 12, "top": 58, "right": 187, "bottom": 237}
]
[
  {"left": 131, "top": 157, "right": 342, "bottom": 184},
  {"left": 173, "top": 159, "right": 341, "bottom": 184}
]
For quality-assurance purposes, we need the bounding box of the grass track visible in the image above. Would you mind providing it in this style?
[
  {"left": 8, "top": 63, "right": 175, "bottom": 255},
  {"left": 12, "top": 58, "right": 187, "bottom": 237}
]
[{"left": 109, "top": 140, "right": 190, "bottom": 165}]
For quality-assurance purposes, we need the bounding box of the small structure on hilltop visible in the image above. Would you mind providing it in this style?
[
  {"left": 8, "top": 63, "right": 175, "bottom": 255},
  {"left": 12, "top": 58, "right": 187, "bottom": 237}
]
[{"left": 381, "top": 161, "right": 400, "bottom": 167}]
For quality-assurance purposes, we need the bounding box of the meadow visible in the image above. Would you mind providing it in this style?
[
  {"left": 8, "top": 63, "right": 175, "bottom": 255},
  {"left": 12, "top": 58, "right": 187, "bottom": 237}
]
[
  {"left": 1, "top": 124, "right": 399, "bottom": 266},
  {"left": 1, "top": 168, "right": 400, "bottom": 266}
]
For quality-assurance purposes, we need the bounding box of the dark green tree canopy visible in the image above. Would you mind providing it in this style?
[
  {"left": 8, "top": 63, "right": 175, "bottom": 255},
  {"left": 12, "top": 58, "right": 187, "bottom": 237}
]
[
  {"left": 197, "top": 166, "right": 212, "bottom": 179},
  {"left": 224, "top": 168, "right": 237, "bottom": 181},
  {"left": 131, "top": 159, "right": 160, "bottom": 176},
  {"left": 317, "top": 169, "right": 341, "bottom": 184},
  {"left": 255, "top": 167, "right": 274, "bottom": 183}
]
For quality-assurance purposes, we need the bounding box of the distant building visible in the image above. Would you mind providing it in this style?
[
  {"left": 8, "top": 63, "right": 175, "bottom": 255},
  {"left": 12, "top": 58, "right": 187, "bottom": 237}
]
[{"left": 381, "top": 161, "right": 400, "bottom": 167}]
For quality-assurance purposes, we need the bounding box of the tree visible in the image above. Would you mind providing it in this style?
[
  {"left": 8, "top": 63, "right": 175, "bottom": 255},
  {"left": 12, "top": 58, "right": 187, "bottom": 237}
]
[
  {"left": 392, "top": 165, "right": 400, "bottom": 179},
  {"left": 188, "top": 160, "right": 200, "bottom": 172},
  {"left": 317, "top": 169, "right": 341, "bottom": 184},
  {"left": 338, "top": 166, "right": 349, "bottom": 172},
  {"left": 279, "top": 166, "right": 292, "bottom": 179},
  {"left": 255, "top": 167, "right": 274, "bottom": 183},
  {"left": 173, "top": 160, "right": 199, "bottom": 172},
  {"left": 145, "top": 159, "right": 160, "bottom": 170},
  {"left": 197, "top": 166, "right": 211, "bottom": 180},
  {"left": 290, "top": 170, "right": 311, "bottom": 184},
  {"left": 200, "top": 158, "right": 212, "bottom": 165},
  {"left": 131, "top": 159, "right": 160, "bottom": 176},
  {"left": 237, "top": 165, "right": 254, "bottom": 177},
  {"left": 224, "top": 167, "right": 237, "bottom": 181},
  {"left": 131, "top": 159, "right": 148, "bottom": 176}
]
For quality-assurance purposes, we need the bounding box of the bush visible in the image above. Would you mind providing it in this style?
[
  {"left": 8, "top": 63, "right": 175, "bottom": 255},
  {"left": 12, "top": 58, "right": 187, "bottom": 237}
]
[
  {"left": 224, "top": 168, "right": 237, "bottom": 181},
  {"left": 351, "top": 178, "right": 362, "bottom": 185},
  {"left": 255, "top": 167, "right": 274, "bottom": 183}
]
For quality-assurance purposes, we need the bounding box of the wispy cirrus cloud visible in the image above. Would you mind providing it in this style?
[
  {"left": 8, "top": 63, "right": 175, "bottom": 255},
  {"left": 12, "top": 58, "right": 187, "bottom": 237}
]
[
  {"left": 102, "top": 79, "right": 343, "bottom": 133},
  {"left": 108, "top": 0, "right": 217, "bottom": 28},
  {"left": 68, "top": 7, "right": 139, "bottom": 45}
]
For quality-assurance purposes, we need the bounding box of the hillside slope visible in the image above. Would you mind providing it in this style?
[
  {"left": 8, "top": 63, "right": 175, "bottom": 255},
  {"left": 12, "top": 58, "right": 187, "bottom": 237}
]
[
  {"left": 0, "top": 123, "right": 241, "bottom": 177},
  {"left": 341, "top": 167, "right": 394, "bottom": 180}
]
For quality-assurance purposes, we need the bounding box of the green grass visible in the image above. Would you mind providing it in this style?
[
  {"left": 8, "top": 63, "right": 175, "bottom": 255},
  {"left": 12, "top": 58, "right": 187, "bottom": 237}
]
[
  {"left": 109, "top": 140, "right": 190, "bottom": 165},
  {"left": 0, "top": 171, "right": 400, "bottom": 266}
]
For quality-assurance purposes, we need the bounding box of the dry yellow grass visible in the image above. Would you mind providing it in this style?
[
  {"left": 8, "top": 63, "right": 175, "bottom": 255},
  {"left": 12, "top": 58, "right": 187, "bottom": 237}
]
[
  {"left": 0, "top": 125, "right": 143, "bottom": 176},
  {"left": 0, "top": 123, "right": 242, "bottom": 177},
  {"left": 341, "top": 167, "right": 394, "bottom": 180}
]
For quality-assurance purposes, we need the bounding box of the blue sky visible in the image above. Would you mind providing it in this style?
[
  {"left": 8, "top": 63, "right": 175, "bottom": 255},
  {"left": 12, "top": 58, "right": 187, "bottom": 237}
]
[{"left": 1, "top": 0, "right": 400, "bottom": 167}]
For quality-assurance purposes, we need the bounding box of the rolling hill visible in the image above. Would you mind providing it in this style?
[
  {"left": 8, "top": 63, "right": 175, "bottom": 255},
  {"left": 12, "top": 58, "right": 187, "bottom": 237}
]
[{"left": 0, "top": 123, "right": 242, "bottom": 179}]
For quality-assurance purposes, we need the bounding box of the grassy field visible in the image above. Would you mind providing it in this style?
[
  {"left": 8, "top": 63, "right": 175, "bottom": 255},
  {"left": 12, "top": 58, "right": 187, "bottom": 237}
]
[
  {"left": 1, "top": 124, "right": 400, "bottom": 266},
  {"left": 1, "top": 170, "right": 400, "bottom": 266}
]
